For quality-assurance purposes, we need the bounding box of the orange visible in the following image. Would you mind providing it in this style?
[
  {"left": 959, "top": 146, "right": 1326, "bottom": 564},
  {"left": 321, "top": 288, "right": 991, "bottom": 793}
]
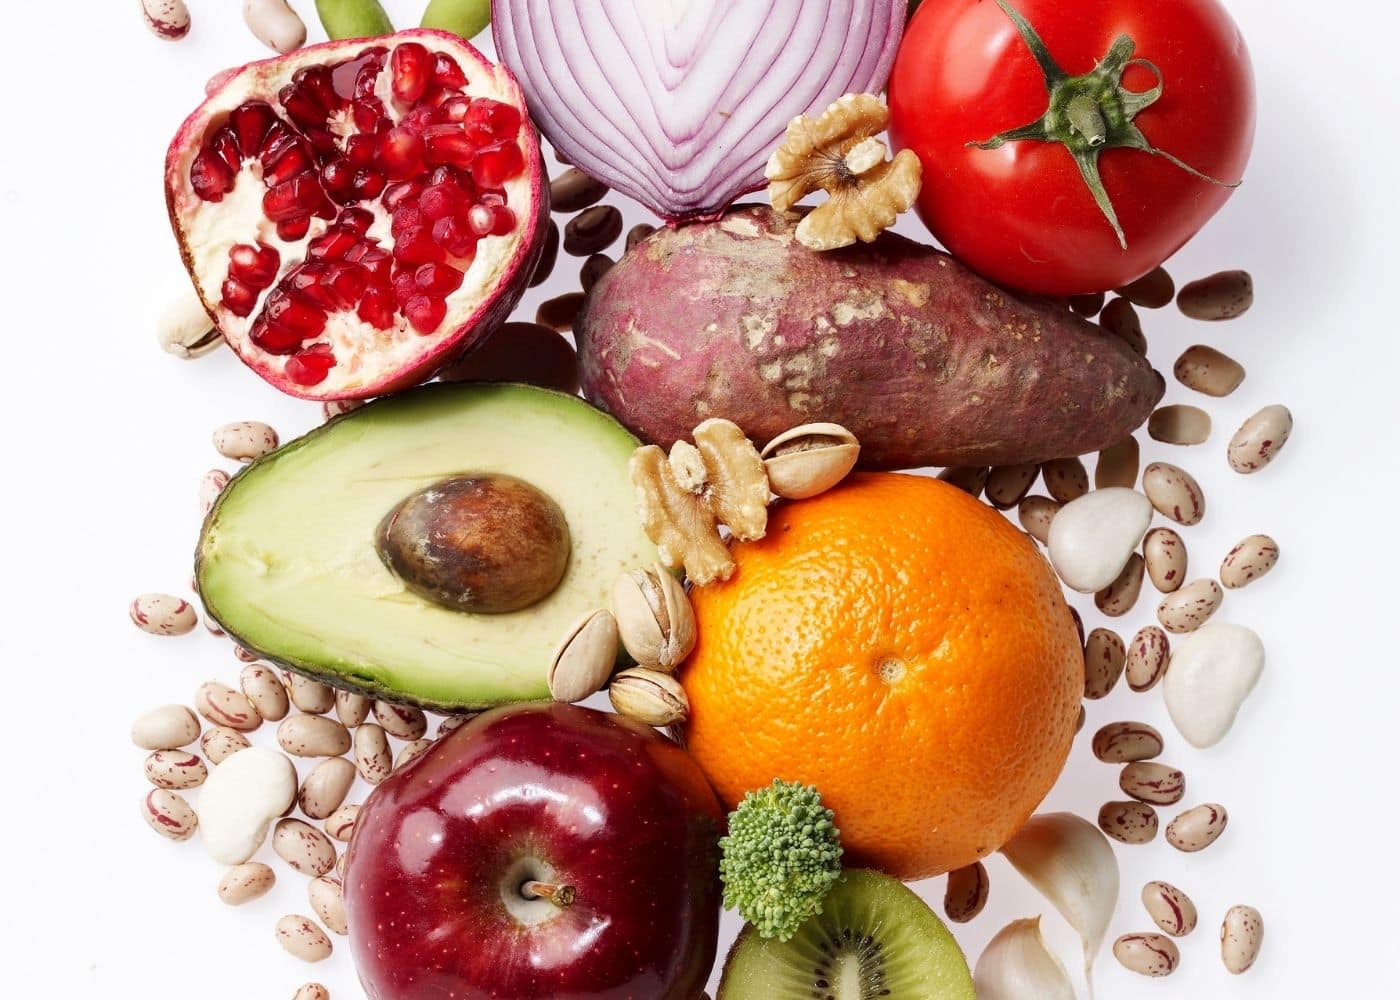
[{"left": 682, "top": 472, "right": 1082, "bottom": 880}]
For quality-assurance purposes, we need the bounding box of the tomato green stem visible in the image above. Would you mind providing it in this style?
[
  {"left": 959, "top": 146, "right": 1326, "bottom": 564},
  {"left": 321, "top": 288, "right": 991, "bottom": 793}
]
[{"left": 970, "top": 0, "right": 1241, "bottom": 249}]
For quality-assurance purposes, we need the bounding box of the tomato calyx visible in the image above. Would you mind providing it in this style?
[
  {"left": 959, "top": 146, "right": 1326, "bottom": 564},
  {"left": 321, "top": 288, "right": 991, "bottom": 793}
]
[{"left": 971, "top": 0, "right": 1241, "bottom": 249}]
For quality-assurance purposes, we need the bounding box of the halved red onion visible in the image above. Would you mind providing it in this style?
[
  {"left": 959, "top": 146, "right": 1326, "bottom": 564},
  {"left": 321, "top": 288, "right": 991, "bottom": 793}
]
[{"left": 493, "top": 0, "right": 905, "bottom": 222}]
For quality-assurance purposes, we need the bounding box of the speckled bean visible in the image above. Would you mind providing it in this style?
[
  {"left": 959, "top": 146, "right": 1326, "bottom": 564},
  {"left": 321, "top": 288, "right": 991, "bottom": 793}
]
[
  {"left": 241, "top": 664, "right": 290, "bottom": 722},
  {"left": 212, "top": 420, "right": 278, "bottom": 462},
  {"left": 563, "top": 205, "right": 623, "bottom": 256},
  {"left": 985, "top": 463, "right": 1039, "bottom": 509},
  {"left": 1095, "top": 552, "right": 1145, "bottom": 617},
  {"left": 1228, "top": 405, "right": 1292, "bottom": 474},
  {"left": 335, "top": 852, "right": 347, "bottom": 880},
  {"left": 1114, "top": 933, "right": 1180, "bottom": 977},
  {"left": 243, "top": 0, "right": 307, "bottom": 54},
  {"left": 142, "top": 789, "right": 198, "bottom": 841},
  {"left": 273, "top": 819, "right": 336, "bottom": 877},
  {"left": 1069, "top": 291, "right": 1105, "bottom": 317},
  {"left": 1142, "top": 881, "right": 1197, "bottom": 937},
  {"left": 1148, "top": 405, "right": 1212, "bottom": 445},
  {"left": 1092, "top": 722, "right": 1163, "bottom": 763},
  {"left": 436, "top": 715, "right": 473, "bottom": 739},
  {"left": 1100, "top": 297, "right": 1147, "bottom": 354},
  {"left": 132, "top": 705, "right": 201, "bottom": 750},
  {"left": 199, "top": 469, "right": 230, "bottom": 515},
  {"left": 324, "top": 804, "right": 359, "bottom": 843},
  {"left": 1017, "top": 495, "right": 1060, "bottom": 544},
  {"left": 1165, "top": 803, "right": 1229, "bottom": 852},
  {"left": 529, "top": 220, "right": 559, "bottom": 288},
  {"left": 1174, "top": 345, "right": 1245, "bottom": 397},
  {"left": 195, "top": 681, "right": 261, "bottom": 732},
  {"left": 141, "top": 0, "right": 190, "bottom": 40},
  {"left": 395, "top": 739, "right": 434, "bottom": 772},
  {"left": 373, "top": 701, "right": 427, "bottom": 740},
  {"left": 299, "top": 758, "right": 356, "bottom": 820},
  {"left": 276, "top": 915, "right": 332, "bottom": 962},
  {"left": 201, "top": 725, "right": 251, "bottom": 764},
  {"left": 334, "top": 689, "right": 371, "bottom": 728},
  {"left": 1157, "top": 578, "right": 1223, "bottom": 633},
  {"left": 1177, "top": 269, "right": 1253, "bottom": 320},
  {"left": 277, "top": 716, "right": 351, "bottom": 758},
  {"left": 1126, "top": 626, "right": 1171, "bottom": 692},
  {"left": 322, "top": 399, "right": 362, "bottom": 421},
  {"left": 1116, "top": 267, "right": 1175, "bottom": 309},
  {"left": 234, "top": 645, "right": 260, "bottom": 663},
  {"left": 1041, "top": 457, "right": 1090, "bottom": 502},
  {"left": 536, "top": 291, "right": 586, "bottom": 332},
  {"left": 579, "top": 252, "right": 615, "bottom": 292},
  {"left": 1220, "top": 905, "right": 1264, "bottom": 974},
  {"left": 309, "top": 875, "right": 348, "bottom": 936},
  {"left": 1120, "top": 762, "right": 1185, "bottom": 805},
  {"left": 550, "top": 168, "right": 609, "bottom": 213},
  {"left": 1083, "top": 628, "right": 1126, "bottom": 700},
  {"left": 218, "top": 861, "right": 276, "bottom": 905},
  {"left": 943, "top": 861, "right": 989, "bottom": 924},
  {"left": 144, "top": 750, "right": 208, "bottom": 790},
  {"left": 937, "top": 466, "right": 988, "bottom": 497},
  {"left": 625, "top": 223, "right": 657, "bottom": 251},
  {"left": 1220, "top": 534, "right": 1279, "bottom": 589},
  {"left": 354, "top": 724, "right": 392, "bottom": 785},
  {"left": 1095, "top": 436, "right": 1140, "bottom": 489},
  {"left": 1143, "top": 462, "right": 1205, "bottom": 525},
  {"left": 1144, "top": 527, "right": 1188, "bottom": 593},
  {"left": 293, "top": 985, "right": 330, "bottom": 1000},
  {"left": 1098, "top": 800, "right": 1159, "bottom": 844},
  {"left": 285, "top": 673, "right": 335, "bottom": 715},
  {"left": 130, "top": 593, "right": 198, "bottom": 636}
]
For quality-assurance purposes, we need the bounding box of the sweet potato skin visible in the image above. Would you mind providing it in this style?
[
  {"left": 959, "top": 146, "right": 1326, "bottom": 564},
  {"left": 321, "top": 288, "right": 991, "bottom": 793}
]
[{"left": 576, "top": 208, "right": 1164, "bottom": 469}]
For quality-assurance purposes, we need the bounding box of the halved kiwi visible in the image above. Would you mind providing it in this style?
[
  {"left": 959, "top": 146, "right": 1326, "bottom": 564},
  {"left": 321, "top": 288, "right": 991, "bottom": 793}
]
[{"left": 718, "top": 869, "right": 975, "bottom": 1000}]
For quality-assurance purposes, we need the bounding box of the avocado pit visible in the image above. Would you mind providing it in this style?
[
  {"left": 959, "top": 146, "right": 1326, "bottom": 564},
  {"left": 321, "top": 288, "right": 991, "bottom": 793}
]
[{"left": 376, "top": 474, "right": 570, "bottom": 615}]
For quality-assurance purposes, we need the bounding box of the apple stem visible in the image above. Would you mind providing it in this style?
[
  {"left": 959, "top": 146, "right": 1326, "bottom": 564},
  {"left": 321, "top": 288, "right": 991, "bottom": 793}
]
[{"left": 521, "top": 880, "right": 576, "bottom": 908}]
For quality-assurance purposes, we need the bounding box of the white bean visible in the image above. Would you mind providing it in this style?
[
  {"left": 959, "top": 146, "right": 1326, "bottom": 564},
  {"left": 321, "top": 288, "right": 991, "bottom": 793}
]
[
  {"left": 198, "top": 747, "right": 298, "bottom": 865},
  {"left": 242, "top": 0, "right": 306, "bottom": 54}
]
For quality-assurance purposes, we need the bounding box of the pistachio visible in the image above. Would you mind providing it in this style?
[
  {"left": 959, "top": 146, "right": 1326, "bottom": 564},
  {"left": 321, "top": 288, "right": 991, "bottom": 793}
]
[
  {"left": 760, "top": 423, "right": 860, "bottom": 500},
  {"left": 1220, "top": 533, "right": 1279, "bottom": 589},
  {"left": 608, "top": 667, "right": 689, "bottom": 726},
  {"left": 1091, "top": 722, "right": 1163, "bottom": 764},
  {"left": 1165, "top": 803, "right": 1229, "bottom": 852},
  {"left": 547, "top": 609, "right": 620, "bottom": 703},
  {"left": 158, "top": 290, "right": 220, "bottom": 358},
  {"left": 1114, "top": 933, "right": 1180, "bottom": 977},
  {"left": 612, "top": 566, "right": 696, "bottom": 671},
  {"left": 1220, "top": 905, "right": 1264, "bottom": 974},
  {"left": 1142, "top": 881, "right": 1197, "bottom": 937},
  {"left": 1120, "top": 762, "right": 1185, "bottom": 806}
]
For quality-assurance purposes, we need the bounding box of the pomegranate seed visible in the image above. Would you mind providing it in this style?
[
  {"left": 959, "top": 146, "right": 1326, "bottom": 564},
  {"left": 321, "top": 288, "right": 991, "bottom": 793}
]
[
  {"left": 324, "top": 264, "right": 367, "bottom": 309},
  {"left": 320, "top": 159, "right": 356, "bottom": 203},
  {"left": 261, "top": 131, "right": 313, "bottom": 186},
  {"left": 418, "top": 182, "right": 461, "bottom": 221},
  {"left": 467, "top": 204, "right": 496, "bottom": 238},
  {"left": 354, "top": 60, "right": 384, "bottom": 99},
  {"left": 414, "top": 263, "right": 464, "bottom": 296},
  {"left": 280, "top": 85, "right": 328, "bottom": 128},
  {"left": 393, "top": 226, "right": 445, "bottom": 266},
  {"left": 250, "top": 317, "right": 306, "bottom": 354},
  {"left": 404, "top": 105, "right": 445, "bottom": 131},
  {"left": 422, "top": 126, "right": 477, "bottom": 170},
  {"left": 308, "top": 229, "right": 358, "bottom": 261},
  {"left": 221, "top": 277, "right": 259, "bottom": 317},
  {"left": 403, "top": 294, "right": 447, "bottom": 334},
  {"left": 390, "top": 43, "right": 433, "bottom": 103},
  {"left": 190, "top": 149, "right": 236, "bottom": 202},
  {"left": 352, "top": 169, "right": 386, "bottom": 200},
  {"left": 391, "top": 207, "right": 425, "bottom": 236},
  {"left": 276, "top": 216, "right": 312, "bottom": 241},
  {"left": 392, "top": 271, "right": 418, "bottom": 304},
  {"left": 377, "top": 126, "right": 427, "bottom": 181},
  {"left": 357, "top": 285, "right": 395, "bottom": 330},
  {"left": 264, "top": 174, "right": 325, "bottom": 222},
  {"left": 338, "top": 207, "right": 374, "bottom": 235},
  {"left": 229, "top": 102, "right": 277, "bottom": 156},
  {"left": 265, "top": 290, "right": 327, "bottom": 338},
  {"left": 285, "top": 345, "right": 337, "bottom": 387},
  {"left": 210, "top": 127, "right": 243, "bottom": 174},
  {"left": 471, "top": 142, "right": 525, "bottom": 188},
  {"left": 357, "top": 246, "right": 392, "bottom": 284},
  {"left": 467, "top": 99, "right": 523, "bottom": 140},
  {"left": 431, "top": 216, "right": 477, "bottom": 258},
  {"left": 229, "top": 243, "right": 280, "bottom": 287},
  {"left": 433, "top": 54, "right": 468, "bottom": 89},
  {"left": 345, "top": 134, "right": 376, "bottom": 168},
  {"left": 303, "top": 128, "right": 341, "bottom": 158},
  {"left": 293, "top": 66, "right": 341, "bottom": 111},
  {"left": 352, "top": 98, "right": 386, "bottom": 133},
  {"left": 289, "top": 264, "right": 340, "bottom": 311},
  {"left": 382, "top": 181, "right": 423, "bottom": 212},
  {"left": 487, "top": 204, "right": 516, "bottom": 236}
]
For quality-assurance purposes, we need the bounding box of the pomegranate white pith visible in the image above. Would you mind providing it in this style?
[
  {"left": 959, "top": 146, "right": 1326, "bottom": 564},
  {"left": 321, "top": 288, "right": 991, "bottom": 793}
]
[{"left": 166, "top": 31, "right": 546, "bottom": 399}]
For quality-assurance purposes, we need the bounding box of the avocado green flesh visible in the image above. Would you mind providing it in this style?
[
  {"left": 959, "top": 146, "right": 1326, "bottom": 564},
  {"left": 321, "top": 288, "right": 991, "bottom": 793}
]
[
  {"left": 719, "top": 870, "right": 975, "bottom": 999},
  {"left": 197, "top": 384, "right": 656, "bottom": 710}
]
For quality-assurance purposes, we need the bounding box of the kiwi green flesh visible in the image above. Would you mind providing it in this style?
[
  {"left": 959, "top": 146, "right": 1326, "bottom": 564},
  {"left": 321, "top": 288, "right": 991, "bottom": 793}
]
[{"left": 718, "top": 869, "right": 974, "bottom": 1000}]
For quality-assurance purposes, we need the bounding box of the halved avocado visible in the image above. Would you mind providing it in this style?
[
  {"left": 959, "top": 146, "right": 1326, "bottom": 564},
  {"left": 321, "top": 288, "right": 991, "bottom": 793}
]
[{"left": 197, "top": 383, "right": 656, "bottom": 710}]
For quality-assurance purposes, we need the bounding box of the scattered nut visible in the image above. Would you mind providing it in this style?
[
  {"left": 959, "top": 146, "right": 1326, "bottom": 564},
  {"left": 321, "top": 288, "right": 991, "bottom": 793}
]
[
  {"left": 1041, "top": 457, "right": 1089, "bottom": 502},
  {"left": 130, "top": 593, "right": 198, "bottom": 636},
  {"left": 1156, "top": 578, "right": 1224, "bottom": 633},
  {"left": 547, "top": 609, "right": 620, "bottom": 703},
  {"left": 277, "top": 716, "right": 352, "bottom": 758},
  {"left": 1100, "top": 297, "right": 1147, "bottom": 354},
  {"left": 299, "top": 758, "right": 356, "bottom": 820},
  {"left": 766, "top": 92, "right": 922, "bottom": 251},
  {"left": 1142, "top": 881, "right": 1197, "bottom": 937},
  {"left": 334, "top": 689, "right": 371, "bottom": 728},
  {"left": 984, "top": 463, "right": 1040, "bottom": 510},
  {"left": 1148, "top": 404, "right": 1212, "bottom": 445},
  {"left": 1095, "top": 436, "right": 1140, "bottom": 489},
  {"left": 1094, "top": 552, "right": 1144, "bottom": 617},
  {"left": 1177, "top": 269, "right": 1253, "bottom": 320},
  {"left": 760, "top": 423, "right": 860, "bottom": 500},
  {"left": 240, "top": 664, "right": 290, "bottom": 722},
  {"left": 353, "top": 723, "right": 392, "bottom": 785},
  {"left": 1165, "top": 803, "right": 1229, "bottom": 852},
  {"left": 141, "top": 0, "right": 191, "bottom": 40},
  {"left": 608, "top": 667, "right": 690, "bottom": 726},
  {"left": 373, "top": 701, "right": 427, "bottom": 741},
  {"left": 324, "top": 804, "right": 360, "bottom": 843},
  {"left": 1228, "top": 404, "right": 1292, "bottom": 474},
  {"left": 132, "top": 705, "right": 201, "bottom": 750},
  {"left": 285, "top": 673, "right": 335, "bottom": 715},
  {"left": 308, "top": 876, "right": 348, "bottom": 935},
  {"left": 273, "top": 818, "right": 337, "bottom": 877},
  {"left": 1083, "top": 628, "right": 1126, "bottom": 700},
  {"left": 242, "top": 0, "right": 307, "bottom": 54},
  {"left": 218, "top": 862, "right": 276, "bottom": 905},
  {"left": 195, "top": 681, "right": 261, "bottom": 733},
  {"left": 1174, "top": 344, "right": 1245, "bottom": 397},
  {"left": 1116, "top": 267, "right": 1175, "bottom": 309},
  {"left": 1120, "top": 762, "right": 1185, "bottom": 805},
  {"left": 1092, "top": 722, "right": 1163, "bottom": 764},
  {"left": 201, "top": 725, "right": 251, "bottom": 764},
  {"left": 1143, "top": 527, "right": 1188, "bottom": 593},
  {"left": 1220, "top": 905, "right": 1264, "bottom": 974},
  {"left": 563, "top": 205, "right": 623, "bottom": 256},
  {"left": 212, "top": 421, "right": 278, "bottom": 462},
  {"left": 612, "top": 566, "right": 696, "bottom": 671},
  {"left": 1097, "top": 800, "right": 1159, "bottom": 845},
  {"left": 1017, "top": 495, "right": 1061, "bottom": 545},
  {"left": 1114, "top": 933, "right": 1180, "bottom": 977},
  {"left": 1220, "top": 534, "right": 1279, "bottom": 589},
  {"left": 142, "top": 789, "right": 198, "bottom": 841},
  {"left": 1125, "top": 626, "right": 1170, "bottom": 692},
  {"left": 276, "top": 915, "right": 333, "bottom": 963},
  {"left": 144, "top": 750, "right": 208, "bottom": 790},
  {"left": 549, "top": 168, "right": 608, "bottom": 213},
  {"left": 1143, "top": 462, "right": 1205, "bottom": 525},
  {"left": 943, "top": 861, "right": 989, "bottom": 924}
]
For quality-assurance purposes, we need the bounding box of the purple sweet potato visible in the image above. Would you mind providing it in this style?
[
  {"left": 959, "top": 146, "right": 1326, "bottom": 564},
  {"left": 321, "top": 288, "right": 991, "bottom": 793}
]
[{"left": 576, "top": 207, "right": 1164, "bottom": 469}]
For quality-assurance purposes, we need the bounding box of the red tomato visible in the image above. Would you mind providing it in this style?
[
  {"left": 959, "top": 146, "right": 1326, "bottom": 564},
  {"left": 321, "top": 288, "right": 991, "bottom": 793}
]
[{"left": 888, "top": 0, "right": 1255, "bottom": 295}]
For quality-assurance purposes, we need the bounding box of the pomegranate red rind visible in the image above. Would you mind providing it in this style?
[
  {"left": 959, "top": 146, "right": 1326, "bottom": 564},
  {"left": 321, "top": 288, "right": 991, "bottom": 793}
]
[{"left": 166, "top": 31, "right": 547, "bottom": 399}]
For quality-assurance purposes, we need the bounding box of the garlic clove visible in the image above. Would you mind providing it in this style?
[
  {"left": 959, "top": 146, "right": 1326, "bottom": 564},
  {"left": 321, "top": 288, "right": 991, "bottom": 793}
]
[
  {"left": 1001, "top": 812, "right": 1120, "bottom": 990},
  {"left": 974, "top": 917, "right": 1076, "bottom": 1000}
]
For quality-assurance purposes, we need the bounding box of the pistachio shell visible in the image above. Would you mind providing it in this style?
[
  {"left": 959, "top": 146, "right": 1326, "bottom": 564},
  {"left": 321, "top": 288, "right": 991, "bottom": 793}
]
[
  {"left": 761, "top": 422, "right": 860, "bottom": 500},
  {"left": 608, "top": 667, "right": 689, "bottom": 726},
  {"left": 612, "top": 566, "right": 695, "bottom": 671},
  {"left": 547, "top": 609, "right": 619, "bottom": 703}
]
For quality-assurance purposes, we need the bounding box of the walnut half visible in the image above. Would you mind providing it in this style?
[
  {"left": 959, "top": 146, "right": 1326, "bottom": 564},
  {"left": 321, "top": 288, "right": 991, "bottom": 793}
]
[
  {"left": 765, "top": 92, "right": 922, "bottom": 252},
  {"left": 630, "top": 419, "right": 770, "bottom": 586}
]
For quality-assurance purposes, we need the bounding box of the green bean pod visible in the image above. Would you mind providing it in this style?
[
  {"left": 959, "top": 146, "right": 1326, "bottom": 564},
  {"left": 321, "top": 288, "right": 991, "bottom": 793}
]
[
  {"left": 421, "top": 0, "right": 491, "bottom": 39},
  {"left": 315, "top": 0, "right": 394, "bottom": 39}
]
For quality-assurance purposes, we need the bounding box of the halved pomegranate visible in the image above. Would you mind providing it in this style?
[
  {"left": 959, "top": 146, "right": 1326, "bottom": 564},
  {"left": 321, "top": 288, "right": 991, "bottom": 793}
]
[{"left": 165, "top": 31, "right": 547, "bottom": 399}]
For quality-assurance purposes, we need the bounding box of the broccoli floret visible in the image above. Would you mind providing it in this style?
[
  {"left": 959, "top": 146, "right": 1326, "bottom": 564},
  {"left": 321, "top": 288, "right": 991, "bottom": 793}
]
[{"left": 718, "top": 779, "right": 843, "bottom": 941}]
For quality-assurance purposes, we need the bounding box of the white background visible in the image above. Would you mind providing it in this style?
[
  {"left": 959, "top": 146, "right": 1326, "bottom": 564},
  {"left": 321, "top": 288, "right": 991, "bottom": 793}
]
[{"left": 1, "top": 1, "right": 1396, "bottom": 997}]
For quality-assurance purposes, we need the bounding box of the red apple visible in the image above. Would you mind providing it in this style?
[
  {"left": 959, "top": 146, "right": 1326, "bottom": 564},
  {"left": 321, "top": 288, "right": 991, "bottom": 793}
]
[{"left": 345, "top": 703, "right": 724, "bottom": 999}]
